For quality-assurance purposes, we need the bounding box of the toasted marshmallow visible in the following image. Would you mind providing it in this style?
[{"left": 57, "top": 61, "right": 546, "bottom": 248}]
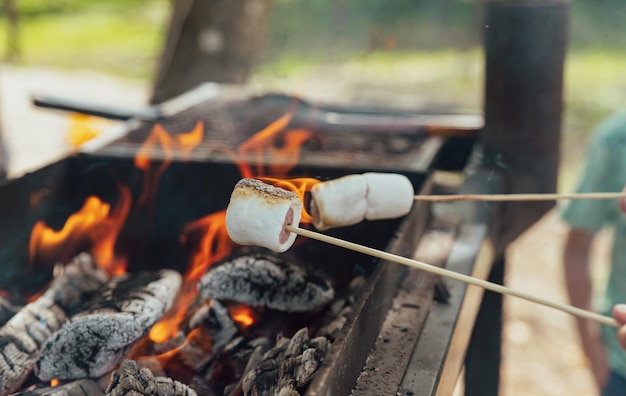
[
  {"left": 363, "top": 172, "right": 414, "bottom": 220},
  {"left": 310, "top": 174, "right": 368, "bottom": 231},
  {"left": 226, "top": 178, "right": 302, "bottom": 253}
]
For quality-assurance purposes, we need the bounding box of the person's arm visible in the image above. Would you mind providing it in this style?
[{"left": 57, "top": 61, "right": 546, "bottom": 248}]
[{"left": 564, "top": 228, "right": 609, "bottom": 389}]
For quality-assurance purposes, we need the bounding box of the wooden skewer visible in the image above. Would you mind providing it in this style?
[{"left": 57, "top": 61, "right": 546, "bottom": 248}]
[
  {"left": 285, "top": 224, "right": 619, "bottom": 328},
  {"left": 413, "top": 191, "right": 626, "bottom": 202}
]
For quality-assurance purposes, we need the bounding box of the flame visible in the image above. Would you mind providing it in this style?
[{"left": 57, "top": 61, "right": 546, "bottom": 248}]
[
  {"left": 266, "top": 129, "right": 314, "bottom": 176},
  {"left": 28, "top": 185, "right": 132, "bottom": 275},
  {"left": 135, "top": 121, "right": 204, "bottom": 205},
  {"left": 150, "top": 211, "right": 234, "bottom": 343},
  {"left": 231, "top": 112, "right": 314, "bottom": 179},
  {"left": 259, "top": 177, "right": 320, "bottom": 222},
  {"left": 176, "top": 121, "right": 204, "bottom": 160},
  {"left": 151, "top": 110, "right": 316, "bottom": 343},
  {"left": 66, "top": 113, "right": 110, "bottom": 149},
  {"left": 227, "top": 304, "right": 257, "bottom": 328},
  {"left": 151, "top": 327, "right": 213, "bottom": 368},
  {"left": 238, "top": 112, "right": 293, "bottom": 176},
  {"left": 50, "top": 379, "right": 60, "bottom": 387}
]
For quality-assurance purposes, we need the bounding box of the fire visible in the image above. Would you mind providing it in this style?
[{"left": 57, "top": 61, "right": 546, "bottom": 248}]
[
  {"left": 238, "top": 112, "right": 293, "bottom": 177},
  {"left": 151, "top": 111, "right": 317, "bottom": 343},
  {"left": 29, "top": 185, "right": 132, "bottom": 275},
  {"left": 227, "top": 304, "right": 257, "bottom": 328},
  {"left": 259, "top": 177, "right": 320, "bottom": 223},
  {"left": 150, "top": 210, "right": 234, "bottom": 343},
  {"left": 231, "top": 111, "right": 315, "bottom": 179},
  {"left": 66, "top": 113, "right": 109, "bottom": 149},
  {"left": 50, "top": 379, "right": 60, "bottom": 387},
  {"left": 135, "top": 121, "right": 204, "bottom": 205},
  {"left": 176, "top": 121, "right": 204, "bottom": 161}
]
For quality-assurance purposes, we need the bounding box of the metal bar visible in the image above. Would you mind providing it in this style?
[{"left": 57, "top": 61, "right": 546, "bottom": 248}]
[{"left": 32, "top": 95, "right": 162, "bottom": 122}]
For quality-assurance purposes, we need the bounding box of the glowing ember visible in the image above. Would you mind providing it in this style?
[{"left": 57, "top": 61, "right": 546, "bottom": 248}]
[
  {"left": 29, "top": 185, "right": 132, "bottom": 275},
  {"left": 150, "top": 211, "right": 234, "bottom": 343},
  {"left": 50, "top": 379, "right": 59, "bottom": 387},
  {"left": 227, "top": 304, "right": 257, "bottom": 328}
]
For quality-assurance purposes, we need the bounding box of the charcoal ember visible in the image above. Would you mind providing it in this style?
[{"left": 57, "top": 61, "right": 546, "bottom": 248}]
[
  {"left": 242, "top": 328, "right": 330, "bottom": 396},
  {"left": 166, "top": 300, "right": 237, "bottom": 375},
  {"left": 198, "top": 248, "right": 334, "bottom": 312},
  {"left": 0, "top": 253, "right": 109, "bottom": 396},
  {"left": 106, "top": 360, "right": 196, "bottom": 396},
  {"left": 11, "top": 379, "right": 104, "bottom": 396},
  {"left": 35, "top": 270, "right": 182, "bottom": 381}
]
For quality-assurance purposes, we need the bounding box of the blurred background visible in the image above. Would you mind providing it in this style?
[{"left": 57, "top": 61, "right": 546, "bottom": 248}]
[{"left": 0, "top": 0, "right": 625, "bottom": 394}]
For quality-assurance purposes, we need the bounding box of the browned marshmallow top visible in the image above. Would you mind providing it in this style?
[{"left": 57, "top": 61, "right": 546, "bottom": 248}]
[{"left": 232, "top": 178, "right": 299, "bottom": 203}]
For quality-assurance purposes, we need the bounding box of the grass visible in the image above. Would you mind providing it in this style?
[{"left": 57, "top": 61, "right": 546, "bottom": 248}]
[{"left": 0, "top": 2, "right": 168, "bottom": 78}]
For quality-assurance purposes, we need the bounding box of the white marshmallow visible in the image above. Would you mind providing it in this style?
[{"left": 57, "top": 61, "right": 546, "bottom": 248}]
[
  {"left": 226, "top": 179, "right": 302, "bottom": 253},
  {"left": 310, "top": 174, "right": 368, "bottom": 231},
  {"left": 363, "top": 172, "right": 414, "bottom": 220}
]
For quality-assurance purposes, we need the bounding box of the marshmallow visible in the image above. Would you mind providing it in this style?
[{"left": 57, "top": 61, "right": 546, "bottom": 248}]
[
  {"left": 310, "top": 174, "right": 368, "bottom": 231},
  {"left": 363, "top": 172, "right": 414, "bottom": 220},
  {"left": 225, "top": 178, "right": 302, "bottom": 253}
]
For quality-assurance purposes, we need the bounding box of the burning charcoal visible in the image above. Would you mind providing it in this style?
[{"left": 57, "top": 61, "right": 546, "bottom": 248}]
[
  {"left": 35, "top": 270, "right": 182, "bottom": 381},
  {"left": 11, "top": 379, "right": 104, "bottom": 396},
  {"left": 242, "top": 328, "right": 330, "bottom": 396},
  {"left": 106, "top": 360, "right": 197, "bottom": 396},
  {"left": 0, "top": 253, "right": 109, "bottom": 396},
  {"left": 167, "top": 300, "right": 237, "bottom": 373},
  {"left": 198, "top": 248, "right": 334, "bottom": 312}
]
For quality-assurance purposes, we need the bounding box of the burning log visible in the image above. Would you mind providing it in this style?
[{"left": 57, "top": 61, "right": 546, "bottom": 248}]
[
  {"left": 198, "top": 248, "right": 334, "bottom": 312},
  {"left": 241, "top": 328, "right": 329, "bottom": 396},
  {"left": 0, "top": 253, "right": 109, "bottom": 396},
  {"left": 106, "top": 360, "right": 196, "bottom": 396},
  {"left": 35, "top": 270, "right": 182, "bottom": 381},
  {"left": 12, "top": 379, "right": 104, "bottom": 396}
]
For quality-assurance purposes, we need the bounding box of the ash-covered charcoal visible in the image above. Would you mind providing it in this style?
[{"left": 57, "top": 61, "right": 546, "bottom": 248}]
[
  {"left": 0, "top": 253, "right": 109, "bottom": 396},
  {"left": 35, "top": 270, "right": 182, "bottom": 381},
  {"left": 0, "top": 297, "right": 22, "bottom": 327},
  {"left": 219, "top": 337, "right": 272, "bottom": 396},
  {"left": 106, "top": 360, "right": 197, "bottom": 396},
  {"left": 242, "top": 328, "right": 330, "bottom": 396},
  {"left": 198, "top": 248, "right": 334, "bottom": 312},
  {"left": 11, "top": 379, "right": 104, "bottom": 396},
  {"left": 315, "top": 275, "right": 366, "bottom": 340}
]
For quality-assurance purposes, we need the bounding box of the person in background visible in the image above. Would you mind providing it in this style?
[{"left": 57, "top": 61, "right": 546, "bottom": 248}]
[
  {"left": 562, "top": 112, "right": 626, "bottom": 396},
  {"left": 614, "top": 190, "right": 626, "bottom": 352}
]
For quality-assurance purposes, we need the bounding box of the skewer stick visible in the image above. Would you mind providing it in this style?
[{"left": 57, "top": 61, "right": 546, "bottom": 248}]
[
  {"left": 285, "top": 224, "right": 619, "bottom": 328},
  {"left": 413, "top": 191, "right": 626, "bottom": 202}
]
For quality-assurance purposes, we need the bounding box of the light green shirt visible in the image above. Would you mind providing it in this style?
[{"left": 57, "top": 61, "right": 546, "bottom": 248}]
[{"left": 562, "top": 111, "right": 626, "bottom": 378}]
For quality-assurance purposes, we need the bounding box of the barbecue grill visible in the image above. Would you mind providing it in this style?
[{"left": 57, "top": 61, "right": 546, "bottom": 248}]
[{"left": 0, "top": 1, "right": 568, "bottom": 395}]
